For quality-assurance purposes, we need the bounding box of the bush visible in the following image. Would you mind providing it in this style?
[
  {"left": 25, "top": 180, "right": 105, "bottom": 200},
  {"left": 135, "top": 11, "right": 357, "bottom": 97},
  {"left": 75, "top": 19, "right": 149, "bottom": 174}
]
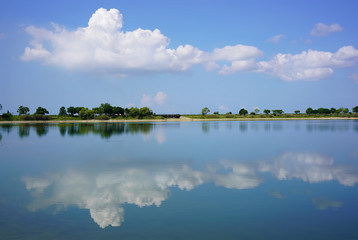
[{"left": 1, "top": 111, "right": 13, "bottom": 121}]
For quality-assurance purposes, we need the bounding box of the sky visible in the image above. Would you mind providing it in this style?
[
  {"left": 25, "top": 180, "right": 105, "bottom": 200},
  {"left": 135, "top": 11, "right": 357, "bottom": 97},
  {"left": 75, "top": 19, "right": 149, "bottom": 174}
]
[{"left": 0, "top": 0, "right": 358, "bottom": 114}]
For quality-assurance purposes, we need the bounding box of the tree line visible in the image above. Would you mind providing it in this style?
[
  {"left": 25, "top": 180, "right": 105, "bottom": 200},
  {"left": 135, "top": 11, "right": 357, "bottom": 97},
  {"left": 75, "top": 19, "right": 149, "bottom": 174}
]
[
  {"left": 201, "top": 106, "right": 358, "bottom": 116},
  {"left": 0, "top": 103, "right": 154, "bottom": 121}
]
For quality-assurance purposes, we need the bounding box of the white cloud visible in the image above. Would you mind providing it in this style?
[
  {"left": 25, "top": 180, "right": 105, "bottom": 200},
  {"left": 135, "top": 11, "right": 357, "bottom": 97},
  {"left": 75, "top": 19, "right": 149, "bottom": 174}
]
[
  {"left": 140, "top": 93, "right": 153, "bottom": 107},
  {"left": 259, "top": 152, "right": 358, "bottom": 186},
  {"left": 310, "top": 23, "right": 343, "bottom": 36},
  {"left": 22, "top": 151, "right": 358, "bottom": 228},
  {"left": 21, "top": 8, "right": 262, "bottom": 77},
  {"left": 267, "top": 34, "right": 285, "bottom": 44},
  {"left": 257, "top": 46, "right": 358, "bottom": 81},
  {"left": 141, "top": 91, "right": 167, "bottom": 107},
  {"left": 218, "top": 105, "right": 229, "bottom": 112},
  {"left": 312, "top": 197, "right": 343, "bottom": 210},
  {"left": 349, "top": 72, "right": 358, "bottom": 83},
  {"left": 154, "top": 91, "right": 167, "bottom": 105}
]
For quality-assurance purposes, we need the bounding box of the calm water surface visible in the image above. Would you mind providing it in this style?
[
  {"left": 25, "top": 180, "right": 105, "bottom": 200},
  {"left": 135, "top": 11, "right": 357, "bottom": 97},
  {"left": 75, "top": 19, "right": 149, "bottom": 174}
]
[{"left": 1, "top": 120, "right": 358, "bottom": 239}]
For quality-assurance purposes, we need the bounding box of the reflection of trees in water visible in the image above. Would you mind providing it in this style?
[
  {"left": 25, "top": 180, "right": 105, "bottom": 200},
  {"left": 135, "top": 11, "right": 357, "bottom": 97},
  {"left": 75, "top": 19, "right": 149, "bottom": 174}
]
[
  {"left": 35, "top": 124, "right": 49, "bottom": 137},
  {"left": 0, "top": 123, "right": 155, "bottom": 139},
  {"left": 18, "top": 124, "right": 30, "bottom": 138}
]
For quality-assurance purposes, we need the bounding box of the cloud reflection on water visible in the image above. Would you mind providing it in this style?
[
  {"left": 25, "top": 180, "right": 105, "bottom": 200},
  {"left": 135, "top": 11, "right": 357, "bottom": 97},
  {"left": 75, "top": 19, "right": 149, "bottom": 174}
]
[{"left": 22, "top": 152, "right": 358, "bottom": 228}]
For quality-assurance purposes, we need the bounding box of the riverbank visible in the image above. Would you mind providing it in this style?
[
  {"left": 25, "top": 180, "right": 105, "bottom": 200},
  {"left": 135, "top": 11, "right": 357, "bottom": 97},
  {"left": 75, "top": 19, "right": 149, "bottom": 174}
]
[{"left": 1, "top": 116, "right": 357, "bottom": 124}]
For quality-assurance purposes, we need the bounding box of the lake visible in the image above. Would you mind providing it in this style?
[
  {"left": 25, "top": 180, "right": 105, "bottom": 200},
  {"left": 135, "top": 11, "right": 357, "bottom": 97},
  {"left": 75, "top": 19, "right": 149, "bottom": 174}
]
[{"left": 1, "top": 120, "right": 358, "bottom": 239}]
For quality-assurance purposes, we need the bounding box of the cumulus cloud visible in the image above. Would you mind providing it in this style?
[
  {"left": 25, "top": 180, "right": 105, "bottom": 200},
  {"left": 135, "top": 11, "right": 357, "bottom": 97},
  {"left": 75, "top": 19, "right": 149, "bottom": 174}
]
[
  {"left": 257, "top": 46, "right": 358, "bottom": 81},
  {"left": 259, "top": 152, "right": 358, "bottom": 186},
  {"left": 154, "top": 91, "right": 167, "bottom": 105},
  {"left": 218, "top": 105, "right": 229, "bottom": 112},
  {"left": 312, "top": 197, "right": 343, "bottom": 210},
  {"left": 349, "top": 72, "right": 358, "bottom": 83},
  {"left": 22, "top": 152, "right": 358, "bottom": 228},
  {"left": 21, "top": 8, "right": 261, "bottom": 77},
  {"left": 267, "top": 34, "right": 285, "bottom": 44},
  {"left": 310, "top": 23, "right": 343, "bottom": 36},
  {"left": 140, "top": 91, "right": 167, "bottom": 107}
]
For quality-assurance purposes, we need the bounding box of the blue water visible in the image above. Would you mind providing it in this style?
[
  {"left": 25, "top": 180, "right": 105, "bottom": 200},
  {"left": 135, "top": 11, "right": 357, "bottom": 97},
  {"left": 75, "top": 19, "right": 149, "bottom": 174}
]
[{"left": 0, "top": 120, "right": 358, "bottom": 239}]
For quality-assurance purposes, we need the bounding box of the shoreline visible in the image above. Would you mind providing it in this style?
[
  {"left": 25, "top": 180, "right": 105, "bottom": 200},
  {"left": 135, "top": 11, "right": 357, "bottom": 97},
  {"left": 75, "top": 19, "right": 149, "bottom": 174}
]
[{"left": 0, "top": 117, "right": 357, "bottom": 124}]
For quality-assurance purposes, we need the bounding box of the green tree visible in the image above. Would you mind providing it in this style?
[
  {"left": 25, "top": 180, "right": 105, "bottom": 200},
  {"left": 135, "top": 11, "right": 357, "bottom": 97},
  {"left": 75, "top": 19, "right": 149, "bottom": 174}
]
[
  {"left": 306, "top": 107, "right": 313, "bottom": 114},
  {"left": 139, "top": 107, "right": 153, "bottom": 118},
  {"left": 67, "top": 106, "right": 76, "bottom": 116},
  {"left": 272, "top": 109, "right": 284, "bottom": 116},
  {"left": 58, "top": 106, "right": 67, "bottom": 116},
  {"left": 35, "top": 107, "right": 49, "bottom": 115},
  {"left": 317, "top": 108, "right": 331, "bottom": 114},
  {"left": 263, "top": 109, "right": 270, "bottom": 115},
  {"left": 75, "top": 107, "right": 83, "bottom": 115},
  {"left": 239, "top": 108, "right": 248, "bottom": 115},
  {"left": 330, "top": 108, "right": 337, "bottom": 114},
  {"left": 100, "top": 103, "right": 113, "bottom": 115},
  {"left": 343, "top": 108, "right": 349, "bottom": 114},
  {"left": 254, "top": 108, "right": 260, "bottom": 114},
  {"left": 213, "top": 111, "right": 219, "bottom": 115},
  {"left": 17, "top": 106, "right": 30, "bottom": 115},
  {"left": 79, "top": 108, "right": 95, "bottom": 120},
  {"left": 0, "top": 104, "right": 2, "bottom": 111},
  {"left": 294, "top": 110, "right": 300, "bottom": 114},
  {"left": 113, "top": 106, "right": 124, "bottom": 116},
  {"left": 352, "top": 106, "right": 358, "bottom": 113},
  {"left": 129, "top": 107, "right": 139, "bottom": 118},
  {"left": 201, "top": 107, "right": 210, "bottom": 116}
]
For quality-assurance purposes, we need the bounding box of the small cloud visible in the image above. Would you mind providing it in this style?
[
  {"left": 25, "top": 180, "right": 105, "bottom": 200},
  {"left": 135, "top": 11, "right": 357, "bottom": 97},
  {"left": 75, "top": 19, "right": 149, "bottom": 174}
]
[
  {"left": 141, "top": 91, "right": 167, "bottom": 107},
  {"left": 154, "top": 91, "right": 167, "bottom": 105},
  {"left": 312, "top": 197, "right": 343, "bottom": 210},
  {"left": 267, "top": 34, "right": 285, "bottom": 44},
  {"left": 310, "top": 23, "right": 343, "bottom": 36},
  {"left": 0, "top": 33, "right": 5, "bottom": 39},
  {"left": 219, "top": 105, "right": 229, "bottom": 112},
  {"left": 269, "top": 190, "right": 286, "bottom": 199},
  {"left": 349, "top": 73, "right": 358, "bottom": 84},
  {"left": 140, "top": 94, "right": 153, "bottom": 107}
]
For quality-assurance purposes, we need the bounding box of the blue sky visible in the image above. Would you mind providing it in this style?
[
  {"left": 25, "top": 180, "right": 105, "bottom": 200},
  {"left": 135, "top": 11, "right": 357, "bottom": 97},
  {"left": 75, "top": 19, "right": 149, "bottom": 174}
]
[{"left": 1, "top": 0, "right": 358, "bottom": 114}]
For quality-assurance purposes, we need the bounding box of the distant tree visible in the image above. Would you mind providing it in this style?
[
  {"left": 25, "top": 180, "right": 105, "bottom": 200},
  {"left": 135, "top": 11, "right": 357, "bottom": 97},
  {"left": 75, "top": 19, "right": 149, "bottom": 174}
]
[
  {"left": 201, "top": 107, "right": 210, "bottom": 116},
  {"left": 35, "top": 107, "right": 49, "bottom": 115},
  {"left": 129, "top": 107, "right": 139, "bottom": 118},
  {"left": 75, "top": 107, "right": 83, "bottom": 115},
  {"left": 124, "top": 108, "right": 130, "bottom": 116},
  {"left": 1, "top": 111, "right": 13, "bottom": 120},
  {"left": 67, "top": 107, "right": 76, "bottom": 116},
  {"left": 58, "top": 106, "right": 67, "bottom": 116},
  {"left": 139, "top": 107, "right": 153, "bottom": 118},
  {"left": 213, "top": 111, "right": 219, "bottom": 115},
  {"left": 317, "top": 108, "right": 331, "bottom": 114},
  {"left": 112, "top": 106, "right": 124, "bottom": 116},
  {"left": 226, "top": 112, "right": 232, "bottom": 115},
  {"left": 306, "top": 107, "right": 313, "bottom": 114},
  {"left": 330, "top": 108, "right": 337, "bottom": 114},
  {"left": 343, "top": 108, "right": 349, "bottom": 114},
  {"left": 17, "top": 106, "right": 30, "bottom": 115},
  {"left": 0, "top": 104, "right": 2, "bottom": 111},
  {"left": 100, "top": 103, "right": 113, "bottom": 115},
  {"left": 79, "top": 108, "right": 95, "bottom": 120},
  {"left": 272, "top": 109, "right": 284, "bottom": 116},
  {"left": 353, "top": 106, "right": 358, "bottom": 113},
  {"left": 239, "top": 108, "right": 248, "bottom": 115},
  {"left": 336, "top": 108, "right": 344, "bottom": 114},
  {"left": 263, "top": 109, "right": 270, "bottom": 115},
  {"left": 250, "top": 112, "right": 256, "bottom": 115},
  {"left": 254, "top": 108, "right": 260, "bottom": 114},
  {"left": 294, "top": 110, "right": 300, "bottom": 114}
]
